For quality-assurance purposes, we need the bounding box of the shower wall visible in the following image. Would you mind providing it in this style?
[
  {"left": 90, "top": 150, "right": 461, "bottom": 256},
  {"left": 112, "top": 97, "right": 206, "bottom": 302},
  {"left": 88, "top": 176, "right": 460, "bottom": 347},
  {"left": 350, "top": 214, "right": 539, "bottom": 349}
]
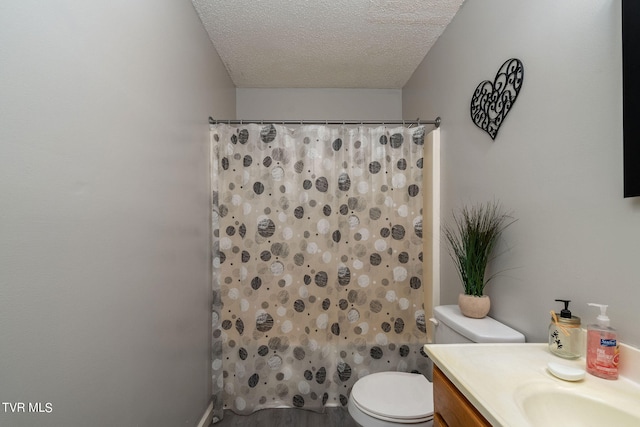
[{"left": 236, "top": 88, "right": 402, "bottom": 121}]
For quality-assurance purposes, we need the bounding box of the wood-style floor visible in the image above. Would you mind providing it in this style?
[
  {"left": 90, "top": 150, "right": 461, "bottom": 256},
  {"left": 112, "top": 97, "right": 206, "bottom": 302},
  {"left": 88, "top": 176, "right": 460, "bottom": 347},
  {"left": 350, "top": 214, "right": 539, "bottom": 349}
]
[{"left": 212, "top": 407, "right": 359, "bottom": 427}]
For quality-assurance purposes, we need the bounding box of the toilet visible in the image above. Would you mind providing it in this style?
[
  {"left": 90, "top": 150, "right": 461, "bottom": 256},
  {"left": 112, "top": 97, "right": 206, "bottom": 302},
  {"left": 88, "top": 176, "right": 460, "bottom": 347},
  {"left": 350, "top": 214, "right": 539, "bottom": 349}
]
[{"left": 348, "top": 305, "right": 525, "bottom": 427}]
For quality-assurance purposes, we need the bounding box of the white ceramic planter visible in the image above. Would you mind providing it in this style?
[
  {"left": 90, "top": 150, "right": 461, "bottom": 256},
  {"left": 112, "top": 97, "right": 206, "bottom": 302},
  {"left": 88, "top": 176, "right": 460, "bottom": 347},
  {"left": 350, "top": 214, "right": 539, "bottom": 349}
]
[{"left": 458, "top": 293, "right": 490, "bottom": 318}]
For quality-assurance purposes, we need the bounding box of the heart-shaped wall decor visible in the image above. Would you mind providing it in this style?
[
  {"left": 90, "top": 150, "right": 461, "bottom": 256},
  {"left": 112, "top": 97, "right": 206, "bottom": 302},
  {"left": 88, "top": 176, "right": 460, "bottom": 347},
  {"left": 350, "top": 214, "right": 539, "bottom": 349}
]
[{"left": 470, "top": 58, "right": 524, "bottom": 140}]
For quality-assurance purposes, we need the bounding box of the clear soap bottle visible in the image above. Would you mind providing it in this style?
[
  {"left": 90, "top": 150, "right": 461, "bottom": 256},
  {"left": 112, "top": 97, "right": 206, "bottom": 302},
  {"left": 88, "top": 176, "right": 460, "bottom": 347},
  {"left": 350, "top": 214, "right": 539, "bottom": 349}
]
[
  {"left": 548, "top": 299, "right": 581, "bottom": 359},
  {"left": 586, "top": 303, "right": 619, "bottom": 380}
]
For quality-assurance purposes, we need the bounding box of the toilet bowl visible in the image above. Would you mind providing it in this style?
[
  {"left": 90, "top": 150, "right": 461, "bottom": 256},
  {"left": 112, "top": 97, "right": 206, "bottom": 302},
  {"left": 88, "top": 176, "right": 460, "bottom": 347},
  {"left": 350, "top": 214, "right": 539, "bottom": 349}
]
[{"left": 348, "top": 305, "right": 525, "bottom": 426}]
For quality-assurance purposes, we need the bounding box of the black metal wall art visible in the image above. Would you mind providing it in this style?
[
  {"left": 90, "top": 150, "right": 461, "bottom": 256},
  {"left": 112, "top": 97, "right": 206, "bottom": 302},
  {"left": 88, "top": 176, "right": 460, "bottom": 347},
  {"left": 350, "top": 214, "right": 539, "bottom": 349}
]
[{"left": 470, "top": 58, "right": 524, "bottom": 140}]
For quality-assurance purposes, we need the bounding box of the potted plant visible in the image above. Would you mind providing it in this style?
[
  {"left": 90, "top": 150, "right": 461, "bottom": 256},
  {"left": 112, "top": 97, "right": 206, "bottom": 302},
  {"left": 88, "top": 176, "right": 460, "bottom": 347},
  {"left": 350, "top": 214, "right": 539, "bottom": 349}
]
[{"left": 442, "top": 201, "right": 515, "bottom": 318}]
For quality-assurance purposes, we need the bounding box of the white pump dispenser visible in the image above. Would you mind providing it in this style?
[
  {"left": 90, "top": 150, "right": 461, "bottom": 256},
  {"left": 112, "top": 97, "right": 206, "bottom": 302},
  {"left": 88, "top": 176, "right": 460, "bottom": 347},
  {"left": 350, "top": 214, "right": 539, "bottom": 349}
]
[
  {"left": 586, "top": 303, "right": 619, "bottom": 380},
  {"left": 588, "top": 303, "right": 610, "bottom": 327}
]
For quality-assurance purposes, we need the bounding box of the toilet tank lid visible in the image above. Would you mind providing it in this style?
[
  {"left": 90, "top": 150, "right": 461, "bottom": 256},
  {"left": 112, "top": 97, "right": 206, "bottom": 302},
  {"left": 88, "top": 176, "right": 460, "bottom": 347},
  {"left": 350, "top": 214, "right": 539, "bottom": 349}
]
[{"left": 433, "top": 305, "right": 525, "bottom": 343}]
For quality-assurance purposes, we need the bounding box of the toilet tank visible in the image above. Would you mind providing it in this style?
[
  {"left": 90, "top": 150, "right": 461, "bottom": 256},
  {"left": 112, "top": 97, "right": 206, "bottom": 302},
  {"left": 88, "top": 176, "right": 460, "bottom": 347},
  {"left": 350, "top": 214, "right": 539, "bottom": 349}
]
[{"left": 432, "top": 305, "right": 525, "bottom": 344}]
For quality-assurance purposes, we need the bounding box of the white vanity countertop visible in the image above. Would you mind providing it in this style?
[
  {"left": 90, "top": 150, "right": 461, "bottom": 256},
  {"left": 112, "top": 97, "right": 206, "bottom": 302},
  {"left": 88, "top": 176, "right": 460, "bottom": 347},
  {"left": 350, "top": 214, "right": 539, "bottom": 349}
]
[{"left": 424, "top": 343, "right": 640, "bottom": 427}]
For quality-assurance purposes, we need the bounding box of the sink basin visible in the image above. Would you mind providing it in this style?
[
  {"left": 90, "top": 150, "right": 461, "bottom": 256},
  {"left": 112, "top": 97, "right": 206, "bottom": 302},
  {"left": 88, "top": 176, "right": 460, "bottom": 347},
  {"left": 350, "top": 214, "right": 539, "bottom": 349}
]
[{"left": 515, "top": 382, "right": 640, "bottom": 426}]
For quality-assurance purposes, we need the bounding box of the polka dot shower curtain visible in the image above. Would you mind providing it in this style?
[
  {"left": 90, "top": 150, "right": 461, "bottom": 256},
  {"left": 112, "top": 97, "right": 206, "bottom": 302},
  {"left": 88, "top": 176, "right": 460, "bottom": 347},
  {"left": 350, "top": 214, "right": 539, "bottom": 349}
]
[{"left": 210, "top": 123, "right": 429, "bottom": 419}]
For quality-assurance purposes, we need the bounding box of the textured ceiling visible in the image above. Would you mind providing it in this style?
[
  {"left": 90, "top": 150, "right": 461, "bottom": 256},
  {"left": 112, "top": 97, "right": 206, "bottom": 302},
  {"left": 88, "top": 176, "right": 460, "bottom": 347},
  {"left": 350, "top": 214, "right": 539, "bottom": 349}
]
[{"left": 192, "top": 0, "right": 465, "bottom": 88}]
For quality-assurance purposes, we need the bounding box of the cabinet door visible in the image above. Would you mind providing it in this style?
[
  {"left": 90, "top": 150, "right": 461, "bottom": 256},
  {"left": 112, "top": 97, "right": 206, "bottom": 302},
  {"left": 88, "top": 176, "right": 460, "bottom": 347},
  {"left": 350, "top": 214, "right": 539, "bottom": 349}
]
[
  {"left": 433, "top": 412, "right": 449, "bottom": 427},
  {"left": 433, "top": 365, "right": 492, "bottom": 427}
]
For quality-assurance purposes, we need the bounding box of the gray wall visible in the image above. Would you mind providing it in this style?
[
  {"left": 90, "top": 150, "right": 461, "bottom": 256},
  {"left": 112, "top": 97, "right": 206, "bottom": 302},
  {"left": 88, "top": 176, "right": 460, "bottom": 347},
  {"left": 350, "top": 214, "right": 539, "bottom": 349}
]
[
  {"left": 236, "top": 88, "right": 402, "bottom": 121},
  {"left": 404, "top": 0, "right": 640, "bottom": 346},
  {"left": 0, "top": 1, "right": 235, "bottom": 426}
]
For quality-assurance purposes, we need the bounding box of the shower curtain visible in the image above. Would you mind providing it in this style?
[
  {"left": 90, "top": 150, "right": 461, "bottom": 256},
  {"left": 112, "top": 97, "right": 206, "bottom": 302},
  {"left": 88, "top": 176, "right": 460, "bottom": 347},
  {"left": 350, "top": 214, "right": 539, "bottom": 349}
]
[{"left": 210, "top": 123, "right": 430, "bottom": 419}]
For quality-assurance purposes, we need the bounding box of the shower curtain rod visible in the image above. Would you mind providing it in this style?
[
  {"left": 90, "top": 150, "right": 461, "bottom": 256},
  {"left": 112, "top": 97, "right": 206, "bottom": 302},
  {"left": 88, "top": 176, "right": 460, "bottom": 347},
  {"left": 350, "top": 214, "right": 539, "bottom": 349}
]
[{"left": 208, "top": 116, "right": 441, "bottom": 128}]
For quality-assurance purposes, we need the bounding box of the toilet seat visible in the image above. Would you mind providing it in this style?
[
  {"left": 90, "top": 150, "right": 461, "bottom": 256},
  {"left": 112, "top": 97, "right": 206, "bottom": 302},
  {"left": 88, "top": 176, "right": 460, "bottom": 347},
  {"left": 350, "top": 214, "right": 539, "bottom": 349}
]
[{"left": 350, "top": 372, "right": 434, "bottom": 423}]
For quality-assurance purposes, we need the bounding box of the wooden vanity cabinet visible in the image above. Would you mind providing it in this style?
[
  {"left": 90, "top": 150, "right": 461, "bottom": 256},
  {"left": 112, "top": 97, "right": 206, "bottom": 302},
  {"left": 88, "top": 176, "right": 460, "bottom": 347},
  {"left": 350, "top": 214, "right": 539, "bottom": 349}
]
[{"left": 433, "top": 365, "right": 492, "bottom": 427}]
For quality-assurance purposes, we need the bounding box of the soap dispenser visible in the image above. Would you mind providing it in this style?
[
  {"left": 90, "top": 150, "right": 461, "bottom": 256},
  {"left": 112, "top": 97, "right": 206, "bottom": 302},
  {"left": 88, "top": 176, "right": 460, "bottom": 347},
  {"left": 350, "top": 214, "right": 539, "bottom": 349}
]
[
  {"left": 548, "top": 299, "right": 581, "bottom": 359},
  {"left": 586, "top": 303, "right": 619, "bottom": 380}
]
